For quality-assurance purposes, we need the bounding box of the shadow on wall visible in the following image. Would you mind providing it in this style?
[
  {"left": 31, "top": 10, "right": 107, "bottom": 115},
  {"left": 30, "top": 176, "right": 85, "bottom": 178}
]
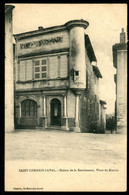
[{"left": 106, "top": 114, "right": 116, "bottom": 133}]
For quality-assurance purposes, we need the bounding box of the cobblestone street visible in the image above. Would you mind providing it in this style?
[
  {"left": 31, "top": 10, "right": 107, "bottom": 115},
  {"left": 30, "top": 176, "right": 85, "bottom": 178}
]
[{"left": 5, "top": 129, "right": 126, "bottom": 165}]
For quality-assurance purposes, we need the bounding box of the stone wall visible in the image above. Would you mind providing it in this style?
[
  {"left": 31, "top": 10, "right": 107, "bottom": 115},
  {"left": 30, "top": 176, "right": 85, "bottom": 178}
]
[
  {"left": 116, "top": 50, "right": 127, "bottom": 133},
  {"left": 16, "top": 79, "right": 69, "bottom": 91},
  {"left": 79, "top": 50, "right": 100, "bottom": 132},
  {"left": 5, "top": 7, "right": 15, "bottom": 132},
  {"left": 16, "top": 31, "right": 69, "bottom": 57},
  {"left": 113, "top": 29, "right": 127, "bottom": 134},
  {"left": 67, "top": 90, "right": 76, "bottom": 128}
]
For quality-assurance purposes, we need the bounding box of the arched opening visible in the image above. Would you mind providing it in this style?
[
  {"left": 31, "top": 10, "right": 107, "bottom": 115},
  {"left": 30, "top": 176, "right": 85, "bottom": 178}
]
[
  {"left": 20, "top": 99, "right": 37, "bottom": 126},
  {"left": 21, "top": 99, "right": 37, "bottom": 117},
  {"left": 50, "top": 98, "right": 61, "bottom": 126}
]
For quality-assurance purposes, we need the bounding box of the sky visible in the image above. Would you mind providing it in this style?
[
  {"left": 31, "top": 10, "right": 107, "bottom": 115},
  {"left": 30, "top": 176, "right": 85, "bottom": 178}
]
[{"left": 11, "top": 4, "right": 127, "bottom": 114}]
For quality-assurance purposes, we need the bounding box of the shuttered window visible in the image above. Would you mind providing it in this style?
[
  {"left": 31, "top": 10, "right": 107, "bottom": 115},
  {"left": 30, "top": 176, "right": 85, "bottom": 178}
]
[
  {"left": 60, "top": 55, "right": 68, "bottom": 77},
  {"left": 49, "top": 56, "right": 58, "bottom": 78},
  {"left": 26, "top": 60, "right": 32, "bottom": 80},
  {"left": 19, "top": 60, "right": 33, "bottom": 81},
  {"left": 19, "top": 61, "right": 25, "bottom": 81},
  {"left": 18, "top": 53, "right": 68, "bottom": 81}
]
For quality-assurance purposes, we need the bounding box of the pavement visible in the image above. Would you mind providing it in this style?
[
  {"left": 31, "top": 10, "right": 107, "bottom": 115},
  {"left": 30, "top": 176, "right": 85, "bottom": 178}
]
[{"left": 5, "top": 129, "right": 127, "bottom": 165}]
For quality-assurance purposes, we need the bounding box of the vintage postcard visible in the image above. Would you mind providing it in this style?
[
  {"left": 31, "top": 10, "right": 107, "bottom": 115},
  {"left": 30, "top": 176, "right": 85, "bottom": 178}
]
[{"left": 5, "top": 4, "right": 127, "bottom": 192}]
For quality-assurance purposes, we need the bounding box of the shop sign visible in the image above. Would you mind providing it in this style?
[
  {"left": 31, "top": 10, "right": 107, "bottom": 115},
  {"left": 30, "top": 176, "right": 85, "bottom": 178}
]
[{"left": 20, "top": 37, "right": 63, "bottom": 49}]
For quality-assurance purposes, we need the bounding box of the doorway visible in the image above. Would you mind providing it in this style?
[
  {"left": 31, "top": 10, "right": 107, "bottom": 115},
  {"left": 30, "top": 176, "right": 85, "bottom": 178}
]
[{"left": 51, "top": 98, "right": 61, "bottom": 126}]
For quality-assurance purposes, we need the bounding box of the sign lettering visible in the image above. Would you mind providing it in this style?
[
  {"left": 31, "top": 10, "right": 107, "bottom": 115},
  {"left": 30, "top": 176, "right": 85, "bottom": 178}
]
[{"left": 20, "top": 37, "right": 63, "bottom": 49}]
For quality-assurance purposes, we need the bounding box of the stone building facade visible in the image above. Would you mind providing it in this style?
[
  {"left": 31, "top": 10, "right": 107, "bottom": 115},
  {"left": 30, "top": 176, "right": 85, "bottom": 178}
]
[
  {"left": 113, "top": 28, "right": 127, "bottom": 134},
  {"left": 5, "top": 5, "right": 15, "bottom": 132},
  {"left": 14, "top": 20, "right": 106, "bottom": 133}
]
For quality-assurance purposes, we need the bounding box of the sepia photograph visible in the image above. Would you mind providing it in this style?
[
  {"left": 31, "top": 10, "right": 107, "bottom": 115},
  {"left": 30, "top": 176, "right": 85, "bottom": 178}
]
[{"left": 5, "top": 3, "right": 127, "bottom": 192}]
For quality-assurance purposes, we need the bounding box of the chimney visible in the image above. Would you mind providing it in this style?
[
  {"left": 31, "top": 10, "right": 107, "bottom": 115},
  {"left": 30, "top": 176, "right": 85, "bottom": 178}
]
[
  {"left": 38, "top": 26, "right": 43, "bottom": 30},
  {"left": 120, "top": 28, "right": 125, "bottom": 43}
]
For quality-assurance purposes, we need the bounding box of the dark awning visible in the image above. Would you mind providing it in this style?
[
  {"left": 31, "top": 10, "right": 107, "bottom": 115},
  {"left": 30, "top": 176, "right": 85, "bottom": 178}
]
[
  {"left": 92, "top": 65, "right": 102, "bottom": 78},
  {"left": 85, "top": 34, "right": 97, "bottom": 63}
]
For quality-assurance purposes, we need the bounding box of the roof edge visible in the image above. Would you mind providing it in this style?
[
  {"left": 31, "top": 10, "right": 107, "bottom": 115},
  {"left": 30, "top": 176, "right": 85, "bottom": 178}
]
[
  {"left": 14, "top": 19, "right": 89, "bottom": 40},
  {"left": 85, "top": 34, "right": 97, "bottom": 63}
]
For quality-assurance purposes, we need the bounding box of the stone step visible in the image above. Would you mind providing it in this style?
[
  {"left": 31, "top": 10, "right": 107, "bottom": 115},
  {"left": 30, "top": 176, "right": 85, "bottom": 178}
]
[
  {"left": 15, "top": 125, "right": 36, "bottom": 129},
  {"left": 46, "top": 126, "right": 62, "bottom": 130}
]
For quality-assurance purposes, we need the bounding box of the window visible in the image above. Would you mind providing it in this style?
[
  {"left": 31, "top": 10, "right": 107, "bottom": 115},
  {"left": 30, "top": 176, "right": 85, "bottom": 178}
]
[
  {"left": 35, "top": 60, "right": 40, "bottom": 66},
  {"left": 35, "top": 67, "right": 40, "bottom": 72},
  {"left": 21, "top": 99, "right": 37, "bottom": 117},
  {"left": 42, "top": 66, "right": 46, "bottom": 71},
  {"left": 42, "top": 73, "right": 47, "bottom": 78},
  {"left": 34, "top": 58, "right": 47, "bottom": 79},
  {"left": 75, "top": 71, "right": 79, "bottom": 76},
  {"left": 41, "top": 58, "right": 47, "bottom": 79},
  {"left": 34, "top": 60, "right": 40, "bottom": 79},
  {"left": 71, "top": 69, "right": 80, "bottom": 81},
  {"left": 74, "top": 70, "right": 79, "bottom": 81},
  {"left": 35, "top": 73, "right": 40, "bottom": 78},
  {"left": 54, "top": 104, "right": 58, "bottom": 116},
  {"left": 42, "top": 59, "right": 47, "bottom": 65}
]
